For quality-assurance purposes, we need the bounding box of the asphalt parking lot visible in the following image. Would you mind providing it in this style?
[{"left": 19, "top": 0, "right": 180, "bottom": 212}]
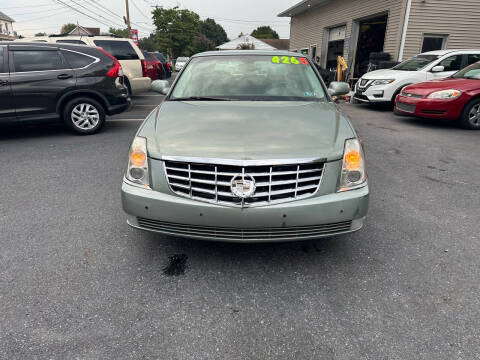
[{"left": 1, "top": 91, "right": 479, "bottom": 358}]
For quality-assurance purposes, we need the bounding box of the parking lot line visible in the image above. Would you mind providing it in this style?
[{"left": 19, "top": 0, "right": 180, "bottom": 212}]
[{"left": 109, "top": 118, "right": 144, "bottom": 122}]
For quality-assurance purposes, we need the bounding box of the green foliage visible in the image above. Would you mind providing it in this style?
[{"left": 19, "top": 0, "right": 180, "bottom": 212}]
[
  {"left": 138, "top": 33, "right": 157, "bottom": 52},
  {"left": 251, "top": 26, "right": 279, "bottom": 39},
  {"left": 192, "top": 34, "right": 216, "bottom": 54},
  {"left": 34, "top": 32, "right": 47, "bottom": 37},
  {"left": 108, "top": 27, "right": 130, "bottom": 38},
  {"left": 60, "top": 23, "right": 77, "bottom": 34},
  {"left": 200, "top": 18, "right": 228, "bottom": 46},
  {"left": 153, "top": 6, "right": 201, "bottom": 58},
  {"left": 237, "top": 43, "right": 255, "bottom": 50}
]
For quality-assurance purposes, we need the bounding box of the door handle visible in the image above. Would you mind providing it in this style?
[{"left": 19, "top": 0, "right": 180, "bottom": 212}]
[{"left": 57, "top": 74, "right": 73, "bottom": 80}]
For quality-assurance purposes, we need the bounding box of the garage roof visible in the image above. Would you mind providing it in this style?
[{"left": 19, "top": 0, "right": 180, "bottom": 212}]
[{"left": 278, "top": 0, "right": 331, "bottom": 17}]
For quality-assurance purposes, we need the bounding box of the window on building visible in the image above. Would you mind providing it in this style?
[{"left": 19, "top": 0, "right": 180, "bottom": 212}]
[
  {"left": 0, "top": 24, "right": 3, "bottom": 34},
  {"left": 421, "top": 35, "right": 447, "bottom": 52},
  {"left": 12, "top": 50, "right": 68, "bottom": 72},
  {"left": 467, "top": 54, "right": 480, "bottom": 65},
  {"left": 0, "top": 47, "right": 4, "bottom": 73},
  {"left": 310, "top": 45, "right": 317, "bottom": 60},
  {"left": 437, "top": 55, "right": 463, "bottom": 72}
]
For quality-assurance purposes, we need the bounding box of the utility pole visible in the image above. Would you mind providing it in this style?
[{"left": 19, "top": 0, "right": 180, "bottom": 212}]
[{"left": 125, "top": 0, "right": 131, "bottom": 34}]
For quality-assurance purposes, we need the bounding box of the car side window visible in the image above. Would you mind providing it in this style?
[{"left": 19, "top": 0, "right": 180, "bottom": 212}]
[
  {"left": 93, "top": 40, "right": 139, "bottom": 60},
  {"left": 437, "top": 55, "right": 463, "bottom": 72},
  {"left": 62, "top": 50, "right": 95, "bottom": 68},
  {"left": 0, "top": 47, "right": 4, "bottom": 73},
  {"left": 12, "top": 50, "right": 68, "bottom": 72},
  {"left": 467, "top": 54, "right": 480, "bottom": 65}
]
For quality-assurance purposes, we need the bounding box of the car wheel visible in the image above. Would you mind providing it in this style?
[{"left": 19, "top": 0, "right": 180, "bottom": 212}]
[
  {"left": 63, "top": 97, "right": 105, "bottom": 135},
  {"left": 460, "top": 99, "right": 480, "bottom": 130}
]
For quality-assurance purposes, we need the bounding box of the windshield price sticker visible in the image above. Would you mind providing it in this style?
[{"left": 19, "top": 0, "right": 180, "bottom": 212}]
[{"left": 272, "top": 56, "right": 308, "bottom": 65}]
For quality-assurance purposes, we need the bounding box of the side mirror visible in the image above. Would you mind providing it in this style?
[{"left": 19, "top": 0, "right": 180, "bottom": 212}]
[
  {"left": 328, "top": 81, "right": 350, "bottom": 97},
  {"left": 431, "top": 65, "right": 445, "bottom": 73},
  {"left": 151, "top": 80, "right": 170, "bottom": 95}
]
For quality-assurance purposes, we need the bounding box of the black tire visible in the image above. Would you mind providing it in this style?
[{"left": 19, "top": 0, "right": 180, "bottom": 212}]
[
  {"left": 63, "top": 97, "right": 106, "bottom": 135},
  {"left": 460, "top": 98, "right": 480, "bottom": 130}
]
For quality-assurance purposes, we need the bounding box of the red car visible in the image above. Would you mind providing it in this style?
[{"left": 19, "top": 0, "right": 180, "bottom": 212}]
[
  {"left": 395, "top": 62, "right": 480, "bottom": 129},
  {"left": 142, "top": 51, "right": 165, "bottom": 81}
]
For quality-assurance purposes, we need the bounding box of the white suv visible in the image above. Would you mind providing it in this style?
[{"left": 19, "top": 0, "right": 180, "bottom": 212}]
[
  {"left": 354, "top": 49, "right": 480, "bottom": 104},
  {"left": 16, "top": 36, "right": 151, "bottom": 95}
]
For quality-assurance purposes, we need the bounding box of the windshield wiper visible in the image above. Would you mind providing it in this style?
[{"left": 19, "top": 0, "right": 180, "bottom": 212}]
[{"left": 170, "top": 96, "right": 232, "bottom": 101}]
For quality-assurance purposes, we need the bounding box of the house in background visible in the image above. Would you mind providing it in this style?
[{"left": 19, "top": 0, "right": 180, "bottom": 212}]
[
  {"left": 261, "top": 39, "right": 290, "bottom": 50},
  {"left": 0, "top": 11, "right": 15, "bottom": 40},
  {"left": 68, "top": 25, "right": 100, "bottom": 36},
  {"left": 279, "top": 0, "right": 480, "bottom": 77},
  {"left": 217, "top": 35, "right": 277, "bottom": 50}
]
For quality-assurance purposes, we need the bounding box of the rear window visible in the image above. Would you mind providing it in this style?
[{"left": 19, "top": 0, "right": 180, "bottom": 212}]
[
  {"left": 154, "top": 52, "right": 166, "bottom": 62},
  {"left": 56, "top": 39, "right": 87, "bottom": 45},
  {"left": 12, "top": 50, "right": 68, "bottom": 72},
  {"left": 62, "top": 50, "right": 96, "bottom": 68},
  {"left": 93, "top": 40, "right": 139, "bottom": 60}
]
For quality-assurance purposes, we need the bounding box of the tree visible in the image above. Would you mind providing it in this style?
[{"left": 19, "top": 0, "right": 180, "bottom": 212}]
[
  {"left": 192, "top": 34, "right": 216, "bottom": 54},
  {"left": 108, "top": 27, "right": 130, "bottom": 38},
  {"left": 61, "top": 23, "right": 76, "bottom": 34},
  {"left": 138, "top": 33, "right": 157, "bottom": 52},
  {"left": 237, "top": 43, "right": 255, "bottom": 50},
  {"left": 200, "top": 18, "right": 228, "bottom": 46},
  {"left": 35, "top": 32, "right": 47, "bottom": 37},
  {"left": 251, "top": 26, "right": 279, "bottom": 39},
  {"left": 152, "top": 6, "right": 201, "bottom": 58}
]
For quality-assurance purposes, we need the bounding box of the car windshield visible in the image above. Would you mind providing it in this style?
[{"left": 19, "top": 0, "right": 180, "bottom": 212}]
[
  {"left": 452, "top": 62, "right": 480, "bottom": 79},
  {"left": 169, "top": 54, "right": 326, "bottom": 101},
  {"left": 392, "top": 55, "right": 440, "bottom": 71}
]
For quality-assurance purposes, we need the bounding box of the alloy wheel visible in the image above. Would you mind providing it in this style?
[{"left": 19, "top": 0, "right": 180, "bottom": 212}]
[
  {"left": 468, "top": 104, "right": 480, "bottom": 126},
  {"left": 71, "top": 103, "right": 100, "bottom": 130}
]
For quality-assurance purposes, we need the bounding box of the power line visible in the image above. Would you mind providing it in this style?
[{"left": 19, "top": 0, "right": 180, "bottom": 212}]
[
  {"left": 67, "top": 0, "right": 125, "bottom": 27},
  {"left": 14, "top": 8, "right": 72, "bottom": 23},
  {"left": 52, "top": 0, "right": 117, "bottom": 28},
  {"left": 2, "top": 3, "right": 52, "bottom": 9},
  {"left": 9, "top": 7, "right": 72, "bottom": 16}
]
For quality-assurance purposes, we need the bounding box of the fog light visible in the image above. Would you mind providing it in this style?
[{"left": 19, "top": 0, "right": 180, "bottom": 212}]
[
  {"left": 347, "top": 170, "right": 362, "bottom": 182},
  {"left": 129, "top": 167, "right": 145, "bottom": 180}
]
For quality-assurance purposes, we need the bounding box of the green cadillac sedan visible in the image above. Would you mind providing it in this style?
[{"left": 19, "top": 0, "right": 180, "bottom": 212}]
[{"left": 121, "top": 50, "right": 369, "bottom": 242}]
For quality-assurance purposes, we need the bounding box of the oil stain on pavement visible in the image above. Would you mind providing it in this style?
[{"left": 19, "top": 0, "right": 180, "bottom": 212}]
[{"left": 163, "top": 254, "right": 188, "bottom": 276}]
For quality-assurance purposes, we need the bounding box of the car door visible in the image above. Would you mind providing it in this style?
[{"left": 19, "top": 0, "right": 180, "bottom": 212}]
[
  {"left": 8, "top": 45, "right": 75, "bottom": 121},
  {"left": 0, "top": 45, "right": 16, "bottom": 123},
  {"left": 427, "top": 54, "right": 464, "bottom": 80}
]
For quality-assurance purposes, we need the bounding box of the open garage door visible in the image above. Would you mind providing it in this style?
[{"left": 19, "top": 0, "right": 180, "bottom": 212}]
[{"left": 325, "top": 25, "right": 346, "bottom": 69}]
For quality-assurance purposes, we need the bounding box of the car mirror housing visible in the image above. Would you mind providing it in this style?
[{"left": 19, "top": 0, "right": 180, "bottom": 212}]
[
  {"left": 431, "top": 65, "right": 445, "bottom": 73},
  {"left": 151, "top": 80, "right": 170, "bottom": 94},
  {"left": 328, "top": 81, "right": 350, "bottom": 97}
]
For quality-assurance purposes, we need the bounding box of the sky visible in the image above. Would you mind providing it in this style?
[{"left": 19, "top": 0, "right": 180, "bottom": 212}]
[{"left": 2, "top": 0, "right": 297, "bottom": 40}]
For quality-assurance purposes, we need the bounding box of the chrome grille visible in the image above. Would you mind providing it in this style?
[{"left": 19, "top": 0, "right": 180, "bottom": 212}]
[
  {"left": 401, "top": 91, "right": 423, "bottom": 98},
  {"left": 396, "top": 102, "right": 416, "bottom": 113},
  {"left": 163, "top": 158, "right": 324, "bottom": 207}
]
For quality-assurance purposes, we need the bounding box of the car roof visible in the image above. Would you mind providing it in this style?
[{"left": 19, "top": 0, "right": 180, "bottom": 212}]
[
  {"left": 1, "top": 41, "right": 88, "bottom": 49},
  {"left": 420, "top": 49, "right": 480, "bottom": 56},
  {"left": 192, "top": 50, "right": 301, "bottom": 58}
]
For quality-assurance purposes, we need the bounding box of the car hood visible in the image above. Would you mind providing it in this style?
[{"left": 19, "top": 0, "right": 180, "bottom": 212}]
[
  {"left": 144, "top": 101, "right": 356, "bottom": 162},
  {"left": 404, "top": 78, "right": 480, "bottom": 94},
  {"left": 362, "top": 69, "right": 414, "bottom": 79}
]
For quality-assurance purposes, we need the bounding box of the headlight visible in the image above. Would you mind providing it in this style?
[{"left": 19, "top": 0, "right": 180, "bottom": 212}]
[
  {"left": 338, "top": 138, "right": 367, "bottom": 192},
  {"left": 427, "top": 89, "right": 461, "bottom": 99},
  {"left": 125, "top": 136, "right": 150, "bottom": 189},
  {"left": 372, "top": 79, "right": 395, "bottom": 86}
]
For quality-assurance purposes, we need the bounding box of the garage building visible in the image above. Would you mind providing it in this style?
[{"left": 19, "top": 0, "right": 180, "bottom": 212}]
[{"left": 279, "top": 0, "right": 480, "bottom": 77}]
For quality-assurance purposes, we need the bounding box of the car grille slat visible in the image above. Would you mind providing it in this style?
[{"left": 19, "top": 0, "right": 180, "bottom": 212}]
[
  {"left": 164, "top": 159, "right": 324, "bottom": 207},
  {"left": 136, "top": 218, "right": 352, "bottom": 240}
]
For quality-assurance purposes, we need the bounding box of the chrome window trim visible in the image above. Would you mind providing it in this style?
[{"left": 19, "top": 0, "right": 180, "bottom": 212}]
[
  {"left": 161, "top": 156, "right": 326, "bottom": 208},
  {"left": 60, "top": 48, "right": 100, "bottom": 70}
]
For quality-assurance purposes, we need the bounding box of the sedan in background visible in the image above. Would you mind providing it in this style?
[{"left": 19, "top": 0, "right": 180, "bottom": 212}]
[
  {"left": 122, "top": 51, "right": 369, "bottom": 242},
  {"left": 152, "top": 51, "right": 172, "bottom": 78},
  {"left": 395, "top": 61, "right": 480, "bottom": 129},
  {"left": 142, "top": 51, "right": 165, "bottom": 80},
  {"left": 175, "top": 57, "right": 189, "bottom": 72}
]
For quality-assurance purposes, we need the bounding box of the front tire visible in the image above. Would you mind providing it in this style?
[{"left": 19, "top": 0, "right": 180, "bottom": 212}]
[
  {"left": 460, "top": 98, "right": 480, "bottom": 130},
  {"left": 63, "top": 97, "right": 105, "bottom": 135}
]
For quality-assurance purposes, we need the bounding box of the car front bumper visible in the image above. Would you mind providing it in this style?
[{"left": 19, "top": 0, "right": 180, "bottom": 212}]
[
  {"left": 354, "top": 82, "right": 396, "bottom": 103},
  {"left": 121, "top": 180, "right": 369, "bottom": 242},
  {"left": 395, "top": 95, "right": 465, "bottom": 120}
]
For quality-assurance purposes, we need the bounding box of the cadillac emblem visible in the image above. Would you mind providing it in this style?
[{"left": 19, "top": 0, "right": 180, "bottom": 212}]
[{"left": 230, "top": 174, "right": 256, "bottom": 198}]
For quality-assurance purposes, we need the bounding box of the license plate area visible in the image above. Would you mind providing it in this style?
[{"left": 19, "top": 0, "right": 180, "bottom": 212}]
[{"left": 397, "top": 102, "right": 416, "bottom": 113}]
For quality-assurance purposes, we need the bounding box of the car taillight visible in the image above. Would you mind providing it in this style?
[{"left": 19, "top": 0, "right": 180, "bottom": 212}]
[
  {"left": 141, "top": 59, "right": 148, "bottom": 77},
  {"left": 96, "top": 47, "right": 122, "bottom": 78},
  {"left": 166, "top": 62, "right": 171, "bottom": 69}
]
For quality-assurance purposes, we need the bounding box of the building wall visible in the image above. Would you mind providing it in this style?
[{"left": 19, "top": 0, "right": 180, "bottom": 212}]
[
  {"left": 402, "top": 0, "right": 480, "bottom": 59},
  {"left": 289, "top": 0, "right": 406, "bottom": 64},
  {"left": 0, "top": 20, "right": 14, "bottom": 40}
]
